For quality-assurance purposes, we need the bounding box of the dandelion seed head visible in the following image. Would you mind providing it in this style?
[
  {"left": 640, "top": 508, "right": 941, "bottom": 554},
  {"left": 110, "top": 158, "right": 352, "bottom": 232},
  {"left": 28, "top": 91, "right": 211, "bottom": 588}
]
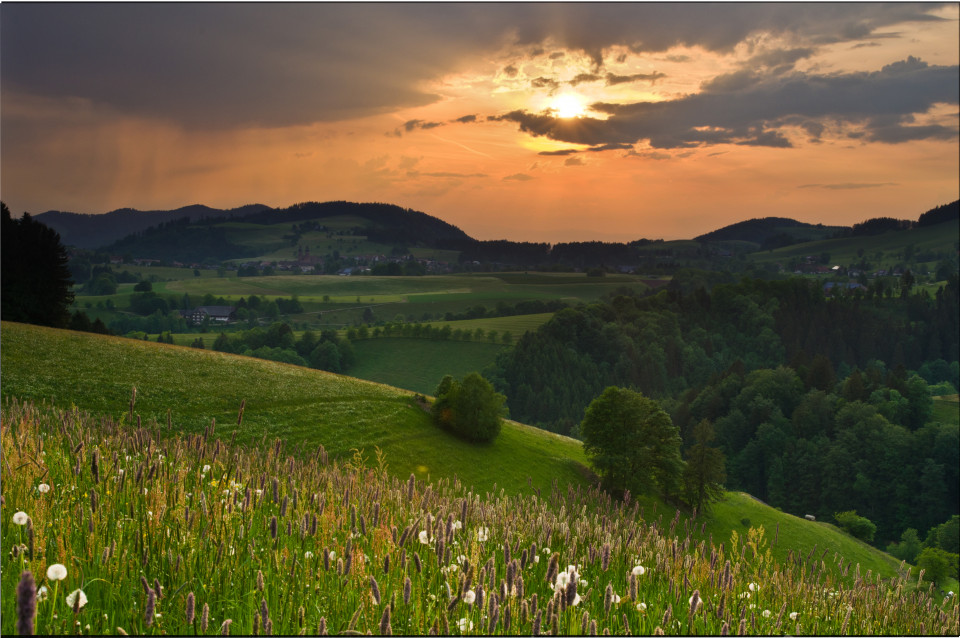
[
  {"left": 636, "top": 602, "right": 647, "bottom": 612},
  {"left": 632, "top": 565, "right": 646, "bottom": 576},
  {"left": 789, "top": 612, "right": 799, "bottom": 621},
  {"left": 748, "top": 582, "right": 759, "bottom": 592},
  {"left": 464, "top": 590, "right": 476, "bottom": 605},
  {"left": 38, "top": 484, "right": 51, "bottom": 494},
  {"left": 762, "top": 609, "right": 771, "bottom": 618},
  {"left": 418, "top": 530, "right": 430, "bottom": 544},
  {"left": 46, "top": 564, "right": 68, "bottom": 581},
  {"left": 66, "top": 589, "right": 88, "bottom": 609},
  {"left": 13, "top": 511, "right": 29, "bottom": 525}
]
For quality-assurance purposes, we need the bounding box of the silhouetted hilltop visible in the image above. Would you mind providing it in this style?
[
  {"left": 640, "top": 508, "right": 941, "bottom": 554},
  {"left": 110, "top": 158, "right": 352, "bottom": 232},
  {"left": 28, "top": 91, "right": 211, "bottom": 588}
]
[{"left": 34, "top": 204, "right": 271, "bottom": 248}]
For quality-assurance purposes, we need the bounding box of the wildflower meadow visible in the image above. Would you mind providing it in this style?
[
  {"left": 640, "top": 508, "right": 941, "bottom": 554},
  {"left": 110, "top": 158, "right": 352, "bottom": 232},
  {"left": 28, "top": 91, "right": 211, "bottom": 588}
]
[{"left": 2, "top": 397, "right": 957, "bottom": 635}]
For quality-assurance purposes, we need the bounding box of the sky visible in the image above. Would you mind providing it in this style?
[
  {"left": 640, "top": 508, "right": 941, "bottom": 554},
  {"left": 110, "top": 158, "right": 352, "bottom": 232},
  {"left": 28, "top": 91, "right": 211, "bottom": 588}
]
[{"left": 1, "top": 3, "right": 958, "bottom": 242}]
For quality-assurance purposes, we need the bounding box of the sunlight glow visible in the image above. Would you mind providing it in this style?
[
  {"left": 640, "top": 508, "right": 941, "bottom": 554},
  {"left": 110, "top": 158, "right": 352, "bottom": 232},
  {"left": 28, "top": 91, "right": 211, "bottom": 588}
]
[{"left": 549, "top": 93, "right": 588, "bottom": 119}]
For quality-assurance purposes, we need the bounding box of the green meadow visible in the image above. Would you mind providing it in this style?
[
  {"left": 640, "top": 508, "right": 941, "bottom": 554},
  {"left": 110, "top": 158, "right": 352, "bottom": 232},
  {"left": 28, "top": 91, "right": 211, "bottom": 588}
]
[
  {"left": 348, "top": 338, "right": 506, "bottom": 395},
  {"left": 4, "top": 398, "right": 954, "bottom": 636},
  {"left": 0, "top": 322, "right": 587, "bottom": 496},
  {"left": 2, "top": 320, "right": 937, "bottom": 596}
]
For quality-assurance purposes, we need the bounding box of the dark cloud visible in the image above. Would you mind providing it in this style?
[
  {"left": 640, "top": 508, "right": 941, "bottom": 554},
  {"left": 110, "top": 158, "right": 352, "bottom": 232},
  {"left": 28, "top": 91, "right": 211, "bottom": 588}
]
[
  {"left": 564, "top": 157, "right": 584, "bottom": 166},
  {"left": 588, "top": 142, "right": 635, "bottom": 152},
  {"left": 502, "top": 65, "right": 520, "bottom": 77},
  {"left": 503, "top": 173, "right": 534, "bottom": 181},
  {"left": 537, "top": 142, "right": 635, "bottom": 156},
  {"left": 746, "top": 47, "right": 817, "bottom": 70},
  {"left": 2, "top": 3, "right": 949, "bottom": 129},
  {"left": 569, "top": 73, "right": 602, "bottom": 86},
  {"left": 496, "top": 57, "right": 959, "bottom": 149},
  {"left": 605, "top": 71, "right": 667, "bottom": 85},
  {"left": 531, "top": 77, "right": 561, "bottom": 92},
  {"left": 403, "top": 119, "right": 444, "bottom": 132},
  {"left": 392, "top": 114, "right": 481, "bottom": 136},
  {"left": 538, "top": 149, "right": 581, "bottom": 156}
]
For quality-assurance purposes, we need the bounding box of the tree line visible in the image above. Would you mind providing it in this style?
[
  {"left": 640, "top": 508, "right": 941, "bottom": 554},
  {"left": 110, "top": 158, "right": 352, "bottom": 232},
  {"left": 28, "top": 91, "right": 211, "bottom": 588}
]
[{"left": 487, "top": 274, "right": 959, "bottom": 550}]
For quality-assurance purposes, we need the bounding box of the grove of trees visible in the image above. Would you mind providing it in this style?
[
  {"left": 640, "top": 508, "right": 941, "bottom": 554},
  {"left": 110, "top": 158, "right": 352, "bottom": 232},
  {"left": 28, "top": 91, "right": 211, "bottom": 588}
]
[{"left": 1, "top": 202, "right": 74, "bottom": 328}]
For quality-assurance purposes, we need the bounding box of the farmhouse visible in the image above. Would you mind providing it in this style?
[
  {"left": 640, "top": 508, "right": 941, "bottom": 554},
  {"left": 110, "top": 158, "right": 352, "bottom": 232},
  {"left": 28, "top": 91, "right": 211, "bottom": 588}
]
[{"left": 189, "top": 306, "right": 236, "bottom": 323}]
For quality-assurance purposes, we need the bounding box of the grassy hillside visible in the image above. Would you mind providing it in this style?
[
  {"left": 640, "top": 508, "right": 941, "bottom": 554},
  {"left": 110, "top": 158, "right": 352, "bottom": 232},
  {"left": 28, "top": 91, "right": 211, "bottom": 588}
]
[
  {"left": 4, "top": 400, "right": 954, "bottom": 636},
  {"left": 1, "top": 322, "right": 938, "bottom": 600},
  {"left": 0, "top": 322, "right": 587, "bottom": 495},
  {"left": 348, "top": 338, "right": 506, "bottom": 395}
]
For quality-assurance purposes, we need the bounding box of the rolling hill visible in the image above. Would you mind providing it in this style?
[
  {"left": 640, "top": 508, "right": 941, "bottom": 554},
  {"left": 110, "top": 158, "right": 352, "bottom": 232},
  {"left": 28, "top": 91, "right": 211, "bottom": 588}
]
[
  {"left": 33, "top": 203, "right": 271, "bottom": 249},
  {"left": 695, "top": 216, "right": 843, "bottom": 247},
  {"left": 0, "top": 320, "right": 923, "bottom": 585},
  {"left": 0, "top": 321, "right": 587, "bottom": 495}
]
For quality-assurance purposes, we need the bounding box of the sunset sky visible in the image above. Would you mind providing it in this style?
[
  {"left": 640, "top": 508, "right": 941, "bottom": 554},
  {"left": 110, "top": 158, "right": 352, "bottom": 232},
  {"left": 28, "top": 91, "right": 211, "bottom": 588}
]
[{"left": 2, "top": 3, "right": 958, "bottom": 241}]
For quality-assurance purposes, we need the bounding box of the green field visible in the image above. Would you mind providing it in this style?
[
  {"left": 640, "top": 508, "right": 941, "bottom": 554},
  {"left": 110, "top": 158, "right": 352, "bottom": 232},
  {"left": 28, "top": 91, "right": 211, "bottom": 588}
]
[
  {"left": 0, "top": 322, "right": 586, "bottom": 496},
  {"left": 748, "top": 218, "right": 959, "bottom": 271},
  {"left": 932, "top": 395, "right": 960, "bottom": 426},
  {"left": 423, "top": 313, "right": 554, "bottom": 336},
  {"left": 71, "top": 271, "right": 652, "bottom": 334},
  {"left": 348, "top": 338, "right": 506, "bottom": 395}
]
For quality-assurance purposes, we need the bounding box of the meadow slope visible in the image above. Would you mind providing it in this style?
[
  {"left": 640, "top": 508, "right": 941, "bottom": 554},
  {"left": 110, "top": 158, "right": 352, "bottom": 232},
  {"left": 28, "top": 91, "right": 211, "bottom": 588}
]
[
  {"left": 0, "top": 322, "right": 923, "bottom": 588},
  {"left": 0, "top": 322, "right": 587, "bottom": 496}
]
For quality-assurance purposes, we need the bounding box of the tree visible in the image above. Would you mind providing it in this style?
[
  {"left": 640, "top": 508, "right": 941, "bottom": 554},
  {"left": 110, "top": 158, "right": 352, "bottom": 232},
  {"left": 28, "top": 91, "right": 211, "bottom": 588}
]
[
  {"left": 915, "top": 547, "right": 958, "bottom": 585},
  {"left": 580, "top": 387, "right": 685, "bottom": 497},
  {"left": 887, "top": 528, "right": 923, "bottom": 564},
  {"left": 431, "top": 373, "right": 505, "bottom": 442},
  {"left": 682, "top": 419, "right": 727, "bottom": 512},
  {"left": 1, "top": 202, "right": 75, "bottom": 327},
  {"left": 834, "top": 510, "right": 876, "bottom": 543}
]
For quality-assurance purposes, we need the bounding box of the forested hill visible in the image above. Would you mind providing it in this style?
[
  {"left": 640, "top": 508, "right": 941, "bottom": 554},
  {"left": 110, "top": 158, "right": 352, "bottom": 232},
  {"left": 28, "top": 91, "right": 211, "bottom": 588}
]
[
  {"left": 242, "top": 201, "right": 474, "bottom": 247},
  {"left": 695, "top": 217, "right": 841, "bottom": 246},
  {"left": 485, "top": 274, "right": 960, "bottom": 547},
  {"left": 34, "top": 204, "right": 271, "bottom": 249}
]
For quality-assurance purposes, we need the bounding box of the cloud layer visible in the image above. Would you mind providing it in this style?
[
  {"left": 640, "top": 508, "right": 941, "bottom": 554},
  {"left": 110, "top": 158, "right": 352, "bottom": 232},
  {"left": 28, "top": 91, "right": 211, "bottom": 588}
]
[
  {"left": 491, "top": 56, "right": 958, "bottom": 150},
  {"left": 2, "top": 3, "right": 952, "bottom": 128}
]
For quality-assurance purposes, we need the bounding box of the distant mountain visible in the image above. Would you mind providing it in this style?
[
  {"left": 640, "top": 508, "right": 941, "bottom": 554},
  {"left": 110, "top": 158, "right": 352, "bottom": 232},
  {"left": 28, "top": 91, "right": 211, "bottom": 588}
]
[
  {"left": 34, "top": 204, "right": 272, "bottom": 249},
  {"left": 255, "top": 201, "right": 474, "bottom": 247},
  {"left": 695, "top": 217, "right": 843, "bottom": 247}
]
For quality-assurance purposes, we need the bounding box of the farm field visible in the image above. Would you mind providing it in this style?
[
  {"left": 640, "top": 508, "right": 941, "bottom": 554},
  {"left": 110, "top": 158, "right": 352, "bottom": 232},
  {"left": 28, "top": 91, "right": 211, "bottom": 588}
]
[
  {"left": 932, "top": 395, "right": 960, "bottom": 426},
  {"left": 71, "top": 271, "right": 652, "bottom": 334},
  {"left": 0, "top": 322, "right": 587, "bottom": 496},
  {"left": 423, "top": 313, "right": 554, "bottom": 337},
  {"left": 348, "top": 338, "right": 506, "bottom": 395}
]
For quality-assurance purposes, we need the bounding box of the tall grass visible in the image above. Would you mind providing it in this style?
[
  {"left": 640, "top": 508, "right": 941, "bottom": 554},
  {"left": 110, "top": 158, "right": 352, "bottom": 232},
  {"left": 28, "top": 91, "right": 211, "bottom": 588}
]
[{"left": 3, "top": 398, "right": 956, "bottom": 635}]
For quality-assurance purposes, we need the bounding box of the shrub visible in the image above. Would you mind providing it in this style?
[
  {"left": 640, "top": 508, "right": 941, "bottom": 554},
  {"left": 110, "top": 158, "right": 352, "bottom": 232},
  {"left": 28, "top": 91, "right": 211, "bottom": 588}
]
[
  {"left": 431, "top": 373, "right": 505, "bottom": 442},
  {"left": 834, "top": 510, "right": 876, "bottom": 543}
]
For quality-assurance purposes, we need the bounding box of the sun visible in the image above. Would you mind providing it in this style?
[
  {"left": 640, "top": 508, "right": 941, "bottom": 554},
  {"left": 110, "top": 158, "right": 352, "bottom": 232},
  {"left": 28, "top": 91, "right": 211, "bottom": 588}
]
[{"left": 549, "top": 93, "right": 588, "bottom": 118}]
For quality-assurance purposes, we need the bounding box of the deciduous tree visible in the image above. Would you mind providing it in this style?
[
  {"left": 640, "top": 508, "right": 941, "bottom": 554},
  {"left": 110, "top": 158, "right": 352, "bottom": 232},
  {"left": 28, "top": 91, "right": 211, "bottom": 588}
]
[{"left": 580, "top": 387, "right": 684, "bottom": 497}]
